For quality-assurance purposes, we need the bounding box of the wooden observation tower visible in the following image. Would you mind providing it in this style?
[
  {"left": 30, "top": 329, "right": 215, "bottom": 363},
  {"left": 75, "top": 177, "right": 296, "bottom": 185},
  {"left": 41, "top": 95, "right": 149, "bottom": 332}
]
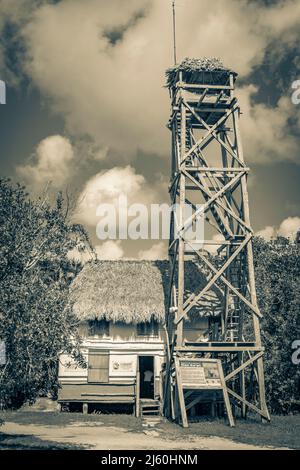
[{"left": 164, "top": 58, "right": 270, "bottom": 427}]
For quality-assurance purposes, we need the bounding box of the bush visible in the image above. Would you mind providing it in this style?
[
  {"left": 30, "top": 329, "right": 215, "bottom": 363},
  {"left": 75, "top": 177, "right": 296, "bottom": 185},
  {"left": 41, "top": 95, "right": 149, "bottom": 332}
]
[
  {"left": 0, "top": 179, "right": 90, "bottom": 409},
  {"left": 253, "top": 236, "right": 300, "bottom": 414}
]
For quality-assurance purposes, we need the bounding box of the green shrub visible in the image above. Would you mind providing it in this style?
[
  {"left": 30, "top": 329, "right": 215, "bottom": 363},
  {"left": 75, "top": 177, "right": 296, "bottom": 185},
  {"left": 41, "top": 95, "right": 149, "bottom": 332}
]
[{"left": 253, "top": 236, "right": 300, "bottom": 414}]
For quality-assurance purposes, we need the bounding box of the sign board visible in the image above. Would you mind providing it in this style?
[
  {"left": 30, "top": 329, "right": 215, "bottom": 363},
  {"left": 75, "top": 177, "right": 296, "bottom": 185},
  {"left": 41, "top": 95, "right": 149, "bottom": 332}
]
[
  {"left": 175, "top": 357, "right": 235, "bottom": 427},
  {"left": 0, "top": 341, "right": 6, "bottom": 365},
  {"left": 178, "top": 358, "right": 222, "bottom": 389},
  {"left": 109, "top": 354, "right": 136, "bottom": 377}
]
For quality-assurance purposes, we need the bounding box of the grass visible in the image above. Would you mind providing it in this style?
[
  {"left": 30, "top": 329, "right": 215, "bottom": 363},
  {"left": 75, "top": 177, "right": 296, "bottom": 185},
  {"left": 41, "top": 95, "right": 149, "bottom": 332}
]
[
  {"left": 0, "top": 431, "right": 85, "bottom": 450},
  {"left": 158, "top": 415, "right": 300, "bottom": 449},
  {"left": 0, "top": 410, "right": 143, "bottom": 431},
  {"left": 0, "top": 411, "right": 299, "bottom": 450}
]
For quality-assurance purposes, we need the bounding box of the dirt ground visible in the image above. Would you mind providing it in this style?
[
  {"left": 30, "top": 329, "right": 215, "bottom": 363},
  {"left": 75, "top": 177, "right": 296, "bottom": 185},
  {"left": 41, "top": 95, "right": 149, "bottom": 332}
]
[
  {"left": 1, "top": 420, "right": 271, "bottom": 450},
  {"left": 1, "top": 411, "right": 298, "bottom": 450}
]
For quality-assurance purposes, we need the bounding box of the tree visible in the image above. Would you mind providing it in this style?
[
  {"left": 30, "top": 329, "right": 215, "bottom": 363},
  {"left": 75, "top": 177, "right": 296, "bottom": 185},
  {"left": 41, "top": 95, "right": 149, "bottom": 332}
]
[
  {"left": 253, "top": 236, "right": 300, "bottom": 414},
  {"left": 0, "top": 179, "right": 92, "bottom": 408}
]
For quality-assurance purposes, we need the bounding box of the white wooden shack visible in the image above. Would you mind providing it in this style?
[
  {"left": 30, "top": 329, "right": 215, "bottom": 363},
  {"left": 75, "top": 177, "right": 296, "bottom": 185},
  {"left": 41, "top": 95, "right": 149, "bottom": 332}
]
[{"left": 58, "top": 260, "right": 222, "bottom": 416}]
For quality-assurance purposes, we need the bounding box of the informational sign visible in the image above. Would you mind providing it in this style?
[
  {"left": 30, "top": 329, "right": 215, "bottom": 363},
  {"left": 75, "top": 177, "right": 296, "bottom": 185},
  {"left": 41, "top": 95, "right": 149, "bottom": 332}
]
[
  {"left": 0, "top": 341, "right": 6, "bottom": 365},
  {"left": 175, "top": 357, "right": 235, "bottom": 427},
  {"left": 179, "top": 358, "right": 222, "bottom": 388},
  {"left": 109, "top": 354, "right": 136, "bottom": 377}
]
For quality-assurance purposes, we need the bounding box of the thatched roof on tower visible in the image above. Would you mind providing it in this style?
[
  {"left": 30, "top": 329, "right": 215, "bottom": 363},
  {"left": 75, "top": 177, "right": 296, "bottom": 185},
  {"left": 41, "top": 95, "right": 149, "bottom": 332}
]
[
  {"left": 166, "top": 57, "right": 237, "bottom": 88},
  {"left": 70, "top": 260, "right": 224, "bottom": 324}
]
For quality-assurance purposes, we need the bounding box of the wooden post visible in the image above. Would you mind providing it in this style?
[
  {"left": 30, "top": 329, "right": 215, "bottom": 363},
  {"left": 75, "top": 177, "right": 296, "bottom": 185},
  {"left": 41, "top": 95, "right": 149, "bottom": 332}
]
[
  {"left": 170, "top": 381, "right": 175, "bottom": 420},
  {"left": 218, "top": 362, "right": 235, "bottom": 427},
  {"left": 175, "top": 359, "right": 188, "bottom": 427},
  {"left": 176, "top": 96, "right": 186, "bottom": 348},
  {"left": 136, "top": 366, "right": 140, "bottom": 418},
  {"left": 232, "top": 107, "right": 270, "bottom": 422},
  {"left": 82, "top": 403, "right": 88, "bottom": 415}
]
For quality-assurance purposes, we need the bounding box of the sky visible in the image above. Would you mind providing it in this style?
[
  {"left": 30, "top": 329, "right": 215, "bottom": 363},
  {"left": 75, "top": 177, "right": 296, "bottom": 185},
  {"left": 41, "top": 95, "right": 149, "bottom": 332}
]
[{"left": 0, "top": 0, "right": 299, "bottom": 259}]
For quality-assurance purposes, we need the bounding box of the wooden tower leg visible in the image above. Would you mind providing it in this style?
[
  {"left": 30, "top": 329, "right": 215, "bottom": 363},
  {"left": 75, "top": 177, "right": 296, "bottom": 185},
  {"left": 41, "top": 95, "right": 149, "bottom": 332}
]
[
  {"left": 175, "top": 359, "right": 188, "bottom": 428},
  {"left": 256, "top": 356, "right": 270, "bottom": 422}
]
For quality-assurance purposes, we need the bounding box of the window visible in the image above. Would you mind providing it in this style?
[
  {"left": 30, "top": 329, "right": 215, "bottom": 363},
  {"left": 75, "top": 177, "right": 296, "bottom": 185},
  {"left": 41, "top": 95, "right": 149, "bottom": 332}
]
[
  {"left": 88, "top": 319, "right": 110, "bottom": 338},
  {"left": 137, "top": 319, "right": 159, "bottom": 337}
]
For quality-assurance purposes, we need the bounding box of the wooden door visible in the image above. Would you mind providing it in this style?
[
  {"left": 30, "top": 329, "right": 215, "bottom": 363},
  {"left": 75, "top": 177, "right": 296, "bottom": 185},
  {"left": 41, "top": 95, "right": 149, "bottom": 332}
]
[{"left": 88, "top": 350, "right": 109, "bottom": 383}]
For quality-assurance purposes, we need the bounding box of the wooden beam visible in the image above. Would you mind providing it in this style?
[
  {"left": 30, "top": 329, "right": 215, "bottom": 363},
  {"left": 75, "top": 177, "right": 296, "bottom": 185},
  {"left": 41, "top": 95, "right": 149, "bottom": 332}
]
[
  {"left": 185, "top": 394, "right": 203, "bottom": 411},
  {"left": 219, "top": 362, "right": 235, "bottom": 427},
  {"left": 183, "top": 168, "right": 252, "bottom": 233},
  {"left": 186, "top": 242, "right": 262, "bottom": 319},
  {"left": 175, "top": 358, "right": 188, "bottom": 427},
  {"left": 224, "top": 351, "right": 264, "bottom": 381},
  {"left": 177, "top": 234, "right": 251, "bottom": 321},
  {"left": 177, "top": 82, "right": 234, "bottom": 91},
  {"left": 183, "top": 99, "right": 244, "bottom": 167},
  {"left": 176, "top": 98, "right": 186, "bottom": 347},
  {"left": 180, "top": 102, "right": 239, "bottom": 166},
  {"left": 135, "top": 371, "right": 140, "bottom": 417},
  {"left": 175, "top": 346, "right": 263, "bottom": 352},
  {"left": 177, "top": 171, "right": 244, "bottom": 236},
  {"left": 227, "top": 388, "right": 270, "bottom": 421}
]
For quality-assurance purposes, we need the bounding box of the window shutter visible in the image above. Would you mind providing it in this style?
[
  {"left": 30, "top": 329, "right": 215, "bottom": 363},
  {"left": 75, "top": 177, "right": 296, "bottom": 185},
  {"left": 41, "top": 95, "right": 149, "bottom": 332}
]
[{"left": 88, "top": 350, "right": 109, "bottom": 383}]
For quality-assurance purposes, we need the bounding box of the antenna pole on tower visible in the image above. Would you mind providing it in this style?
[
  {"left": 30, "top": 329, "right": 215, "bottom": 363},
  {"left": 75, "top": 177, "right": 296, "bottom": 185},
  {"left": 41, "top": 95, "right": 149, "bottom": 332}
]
[{"left": 172, "top": 1, "right": 177, "bottom": 65}]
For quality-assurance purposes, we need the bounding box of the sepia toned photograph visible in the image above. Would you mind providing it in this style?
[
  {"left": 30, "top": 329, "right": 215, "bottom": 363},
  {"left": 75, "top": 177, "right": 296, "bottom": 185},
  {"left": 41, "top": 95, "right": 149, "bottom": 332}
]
[{"left": 0, "top": 0, "right": 299, "bottom": 459}]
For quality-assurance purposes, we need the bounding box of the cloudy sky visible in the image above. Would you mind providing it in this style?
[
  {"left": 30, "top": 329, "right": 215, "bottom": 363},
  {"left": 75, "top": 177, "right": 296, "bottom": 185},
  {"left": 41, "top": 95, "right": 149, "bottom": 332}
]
[{"left": 0, "top": 0, "right": 299, "bottom": 259}]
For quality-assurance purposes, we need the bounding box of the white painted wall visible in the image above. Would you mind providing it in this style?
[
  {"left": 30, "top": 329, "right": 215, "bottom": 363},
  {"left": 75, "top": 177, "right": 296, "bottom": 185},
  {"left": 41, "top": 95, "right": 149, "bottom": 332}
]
[
  {"left": 59, "top": 317, "right": 209, "bottom": 385},
  {"left": 58, "top": 321, "right": 166, "bottom": 385}
]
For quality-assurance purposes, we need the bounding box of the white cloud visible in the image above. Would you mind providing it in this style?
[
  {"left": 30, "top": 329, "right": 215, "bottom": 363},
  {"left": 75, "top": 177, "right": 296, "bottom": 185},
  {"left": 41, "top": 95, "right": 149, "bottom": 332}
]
[
  {"left": 75, "top": 165, "right": 156, "bottom": 228},
  {"left": 237, "top": 86, "right": 299, "bottom": 164},
  {"left": 256, "top": 225, "right": 276, "bottom": 241},
  {"left": 19, "top": 0, "right": 300, "bottom": 163},
  {"left": 257, "top": 216, "right": 300, "bottom": 240},
  {"left": 138, "top": 241, "right": 166, "bottom": 260},
  {"left": 16, "top": 134, "right": 74, "bottom": 188},
  {"left": 278, "top": 216, "right": 300, "bottom": 239},
  {"left": 95, "top": 240, "right": 124, "bottom": 260}
]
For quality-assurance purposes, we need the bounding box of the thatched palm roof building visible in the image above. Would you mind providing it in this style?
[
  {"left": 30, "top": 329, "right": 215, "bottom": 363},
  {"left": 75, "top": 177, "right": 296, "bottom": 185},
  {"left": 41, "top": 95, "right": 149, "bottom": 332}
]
[
  {"left": 70, "top": 261, "right": 169, "bottom": 324},
  {"left": 70, "top": 260, "right": 223, "bottom": 324}
]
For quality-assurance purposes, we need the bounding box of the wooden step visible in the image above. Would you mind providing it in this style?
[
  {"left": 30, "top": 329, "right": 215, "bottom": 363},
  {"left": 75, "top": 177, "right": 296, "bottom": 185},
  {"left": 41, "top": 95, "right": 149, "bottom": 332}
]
[{"left": 140, "top": 399, "right": 161, "bottom": 417}]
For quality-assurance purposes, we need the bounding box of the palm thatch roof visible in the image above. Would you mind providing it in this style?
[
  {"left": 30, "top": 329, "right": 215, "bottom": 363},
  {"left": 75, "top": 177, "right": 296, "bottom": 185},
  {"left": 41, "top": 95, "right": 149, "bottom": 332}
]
[
  {"left": 70, "top": 260, "right": 224, "bottom": 324},
  {"left": 166, "top": 57, "right": 237, "bottom": 88},
  {"left": 70, "top": 261, "right": 169, "bottom": 324}
]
